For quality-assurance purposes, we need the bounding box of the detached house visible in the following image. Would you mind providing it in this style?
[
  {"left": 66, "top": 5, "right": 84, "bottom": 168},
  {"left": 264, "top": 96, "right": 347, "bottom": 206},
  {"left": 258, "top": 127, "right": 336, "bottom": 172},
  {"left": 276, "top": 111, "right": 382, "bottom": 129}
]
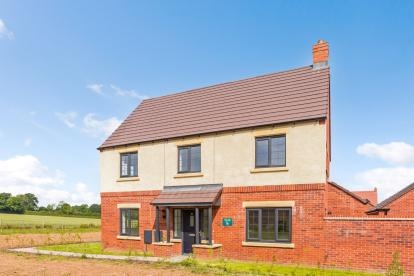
[{"left": 99, "top": 41, "right": 414, "bottom": 273}]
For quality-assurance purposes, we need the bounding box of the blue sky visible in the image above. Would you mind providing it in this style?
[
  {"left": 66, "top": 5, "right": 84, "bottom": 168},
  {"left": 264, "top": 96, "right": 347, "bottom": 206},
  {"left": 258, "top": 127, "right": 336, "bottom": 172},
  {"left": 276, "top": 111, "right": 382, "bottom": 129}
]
[{"left": 1, "top": 1, "right": 413, "bottom": 205}]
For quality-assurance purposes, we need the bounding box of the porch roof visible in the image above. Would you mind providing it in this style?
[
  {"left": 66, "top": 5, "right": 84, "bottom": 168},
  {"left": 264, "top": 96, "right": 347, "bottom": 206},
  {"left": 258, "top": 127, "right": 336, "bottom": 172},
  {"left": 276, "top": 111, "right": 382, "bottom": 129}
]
[{"left": 151, "top": 184, "right": 223, "bottom": 207}]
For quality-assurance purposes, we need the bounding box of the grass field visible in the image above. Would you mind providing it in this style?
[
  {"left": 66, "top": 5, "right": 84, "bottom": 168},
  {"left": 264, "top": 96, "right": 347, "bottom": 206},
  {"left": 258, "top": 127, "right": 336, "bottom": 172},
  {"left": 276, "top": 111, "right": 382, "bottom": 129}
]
[{"left": 0, "top": 213, "right": 100, "bottom": 234}]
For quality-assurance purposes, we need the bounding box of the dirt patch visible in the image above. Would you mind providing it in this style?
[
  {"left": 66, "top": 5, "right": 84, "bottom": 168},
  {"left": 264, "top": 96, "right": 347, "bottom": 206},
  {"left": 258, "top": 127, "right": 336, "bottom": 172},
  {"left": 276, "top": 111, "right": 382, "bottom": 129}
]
[
  {"left": 0, "top": 232, "right": 197, "bottom": 275},
  {"left": 0, "top": 252, "right": 195, "bottom": 276}
]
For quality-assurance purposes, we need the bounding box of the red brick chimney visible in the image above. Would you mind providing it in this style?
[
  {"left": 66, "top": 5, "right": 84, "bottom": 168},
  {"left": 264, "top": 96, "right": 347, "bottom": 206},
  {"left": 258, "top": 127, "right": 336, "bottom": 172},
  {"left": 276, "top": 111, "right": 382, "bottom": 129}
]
[{"left": 312, "top": 40, "right": 329, "bottom": 69}]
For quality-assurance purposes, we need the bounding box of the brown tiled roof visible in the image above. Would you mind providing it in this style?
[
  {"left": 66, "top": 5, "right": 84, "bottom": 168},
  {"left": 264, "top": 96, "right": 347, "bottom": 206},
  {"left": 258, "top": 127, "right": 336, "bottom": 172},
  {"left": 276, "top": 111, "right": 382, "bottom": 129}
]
[
  {"left": 368, "top": 182, "right": 414, "bottom": 213},
  {"left": 151, "top": 184, "right": 222, "bottom": 206},
  {"left": 99, "top": 65, "right": 330, "bottom": 149},
  {"left": 352, "top": 189, "right": 378, "bottom": 205}
]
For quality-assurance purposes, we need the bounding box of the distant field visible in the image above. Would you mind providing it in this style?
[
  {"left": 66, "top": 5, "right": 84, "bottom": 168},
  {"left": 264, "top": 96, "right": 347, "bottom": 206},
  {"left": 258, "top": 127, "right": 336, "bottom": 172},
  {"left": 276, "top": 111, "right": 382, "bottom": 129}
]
[{"left": 0, "top": 213, "right": 100, "bottom": 233}]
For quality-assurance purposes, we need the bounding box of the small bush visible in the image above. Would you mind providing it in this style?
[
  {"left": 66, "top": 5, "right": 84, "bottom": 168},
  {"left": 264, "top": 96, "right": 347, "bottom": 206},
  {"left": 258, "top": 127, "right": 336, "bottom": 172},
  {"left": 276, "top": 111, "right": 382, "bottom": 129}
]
[
  {"left": 79, "top": 223, "right": 98, "bottom": 229},
  {"left": 386, "top": 251, "right": 404, "bottom": 276}
]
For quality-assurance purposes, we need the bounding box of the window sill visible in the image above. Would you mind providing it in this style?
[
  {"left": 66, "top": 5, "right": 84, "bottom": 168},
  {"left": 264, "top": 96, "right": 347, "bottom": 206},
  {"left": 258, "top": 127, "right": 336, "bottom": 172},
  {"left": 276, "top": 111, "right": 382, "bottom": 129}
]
[
  {"left": 250, "top": 167, "right": 288, "bottom": 174},
  {"left": 192, "top": 243, "right": 222, "bottom": 249},
  {"left": 174, "top": 172, "right": 204, "bottom": 178},
  {"left": 170, "top": 239, "right": 210, "bottom": 244},
  {"left": 117, "top": 235, "right": 141, "bottom": 241},
  {"left": 117, "top": 177, "right": 140, "bottom": 182},
  {"left": 242, "top": 241, "right": 294, "bottom": 248},
  {"left": 152, "top": 242, "right": 174, "bottom": 246}
]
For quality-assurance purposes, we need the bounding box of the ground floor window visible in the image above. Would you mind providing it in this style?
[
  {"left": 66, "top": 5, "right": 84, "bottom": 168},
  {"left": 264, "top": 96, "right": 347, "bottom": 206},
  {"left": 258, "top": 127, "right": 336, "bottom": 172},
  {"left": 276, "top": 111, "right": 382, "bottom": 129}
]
[
  {"left": 246, "top": 208, "right": 291, "bottom": 242},
  {"left": 120, "top": 208, "right": 139, "bottom": 236},
  {"left": 173, "top": 209, "right": 182, "bottom": 238},
  {"left": 200, "top": 208, "right": 209, "bottom": 241}
]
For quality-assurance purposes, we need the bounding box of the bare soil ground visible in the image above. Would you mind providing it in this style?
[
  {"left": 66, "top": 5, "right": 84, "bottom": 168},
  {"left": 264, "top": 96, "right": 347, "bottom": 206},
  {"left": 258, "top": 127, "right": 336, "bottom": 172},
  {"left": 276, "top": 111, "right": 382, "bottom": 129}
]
[{"left": 0, "top": 232, "right": 196, "bottom": 276}]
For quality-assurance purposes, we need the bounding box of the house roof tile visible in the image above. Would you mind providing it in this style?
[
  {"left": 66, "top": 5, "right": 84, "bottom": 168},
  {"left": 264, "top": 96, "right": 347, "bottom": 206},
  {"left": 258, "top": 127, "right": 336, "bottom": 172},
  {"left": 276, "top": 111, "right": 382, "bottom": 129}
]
[{"left": 99, "top": 65, "right": 330, "bottom": 149}]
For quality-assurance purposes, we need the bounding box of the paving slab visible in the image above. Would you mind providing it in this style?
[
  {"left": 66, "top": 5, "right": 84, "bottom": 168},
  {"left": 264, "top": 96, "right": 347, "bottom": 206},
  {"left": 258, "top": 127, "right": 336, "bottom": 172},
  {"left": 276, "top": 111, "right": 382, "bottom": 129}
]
[{"left": 8, "top": 247, "right": 164, "bottom": 263}]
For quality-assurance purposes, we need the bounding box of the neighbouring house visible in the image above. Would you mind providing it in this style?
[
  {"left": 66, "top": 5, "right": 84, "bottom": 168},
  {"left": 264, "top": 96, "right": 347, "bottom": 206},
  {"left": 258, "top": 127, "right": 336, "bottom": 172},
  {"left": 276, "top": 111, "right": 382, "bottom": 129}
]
[
  {"left": 367, "top": 183, "right": 414, "bottom": 216},
  {"left": 352, "top": 188, "right": 378, "bottom": 205},
  {"left": 99, "top": 40, "right": 414, "bottom": 273}
]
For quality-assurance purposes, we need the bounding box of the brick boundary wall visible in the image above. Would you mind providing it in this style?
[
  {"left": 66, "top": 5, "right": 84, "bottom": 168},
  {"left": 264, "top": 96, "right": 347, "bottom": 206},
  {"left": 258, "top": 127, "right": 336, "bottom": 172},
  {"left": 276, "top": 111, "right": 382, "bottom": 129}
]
[{"left": 323, "top": 217, "right": 414, "bottom": 274}]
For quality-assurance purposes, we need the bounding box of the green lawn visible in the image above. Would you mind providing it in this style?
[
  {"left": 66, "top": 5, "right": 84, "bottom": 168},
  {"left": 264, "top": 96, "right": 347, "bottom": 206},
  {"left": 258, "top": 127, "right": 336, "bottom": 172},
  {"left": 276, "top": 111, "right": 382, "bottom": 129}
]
[
  {"left": 177, "top": 258, "right": 381, "bottom": 276},
  {"left": 38, "top": 242, "right": 151, "bottom": 257},
  {"left": 38, "top": 242, "right": 380, "bottom": 276},
  {"left": 0, "top": 213, "right": 100, "bottom": 234}
]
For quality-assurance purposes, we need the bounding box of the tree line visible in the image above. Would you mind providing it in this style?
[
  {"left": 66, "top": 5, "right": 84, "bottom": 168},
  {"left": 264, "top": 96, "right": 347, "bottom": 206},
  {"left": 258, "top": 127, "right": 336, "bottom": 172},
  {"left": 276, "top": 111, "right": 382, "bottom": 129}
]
[{"left": 0, "top": 193, "right": 100, "bottom": 218}]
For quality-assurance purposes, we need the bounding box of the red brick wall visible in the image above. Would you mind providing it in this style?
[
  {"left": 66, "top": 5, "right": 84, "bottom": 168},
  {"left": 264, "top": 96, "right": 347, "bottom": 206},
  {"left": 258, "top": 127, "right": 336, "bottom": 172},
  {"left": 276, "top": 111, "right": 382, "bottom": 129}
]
[
  {"left": 384, "top": 191, "right": 414, "bottom": 217},
  {"left": 101, "top": 190, "right": 157, "bottom": 251},
  {"left": 325, "top": 183, "right": 373, "bottom": 217},
  {"left": 324, "top": 218, "right": 414, "bottom": 273},
  {"left": 193, "top": 246, "right": 222, "bottom": 259},
  {"left": 101, "top": 190, "right": 181, "bottom": 257},
  {"left": 213, "top": 184, "right": 327, "bottom": 265}
]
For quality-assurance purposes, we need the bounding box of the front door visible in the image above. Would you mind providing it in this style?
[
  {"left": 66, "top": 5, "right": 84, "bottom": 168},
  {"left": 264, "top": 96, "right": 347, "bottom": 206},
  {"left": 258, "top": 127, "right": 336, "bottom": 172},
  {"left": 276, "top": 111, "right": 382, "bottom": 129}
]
[{"left": 182, "top": 209, "right": 195, "bottom": 254}]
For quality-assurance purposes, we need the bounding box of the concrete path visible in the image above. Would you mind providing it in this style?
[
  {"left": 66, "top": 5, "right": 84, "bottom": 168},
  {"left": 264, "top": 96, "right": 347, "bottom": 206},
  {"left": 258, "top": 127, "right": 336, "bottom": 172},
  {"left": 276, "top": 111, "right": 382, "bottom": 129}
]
[
  {"left": 9, "top": 247, "right": 164, "bottom": 263},
  {"left": 168, "top": 255, "right": 190, "bottom": 263}
]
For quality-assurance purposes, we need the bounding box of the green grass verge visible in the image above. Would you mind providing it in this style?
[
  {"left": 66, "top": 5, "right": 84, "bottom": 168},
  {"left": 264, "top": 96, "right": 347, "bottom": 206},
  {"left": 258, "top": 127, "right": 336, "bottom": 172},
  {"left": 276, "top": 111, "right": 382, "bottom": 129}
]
[
  {"left": 37, "top": 242, "right": 380, "bottom": 275},
  {"left": 0, "top": 213, "right": 100, "bottom": 227},
  {"left": 38, "top": 242, "right": 152, "bottom": 257},
  {"left": 176, "top": 258, "right": 381, "bottom": 276}
]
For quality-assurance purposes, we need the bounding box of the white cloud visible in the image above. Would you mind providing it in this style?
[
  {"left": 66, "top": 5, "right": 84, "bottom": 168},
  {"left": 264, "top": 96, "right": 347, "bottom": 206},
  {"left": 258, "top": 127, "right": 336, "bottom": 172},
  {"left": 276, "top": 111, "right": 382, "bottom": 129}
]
[
  {"left": 357, "top": 142, "right": 414, "bottom": 165},
  {"left": 82, "top": 113, "right": 121, "bottom": 138},
  {"left": 24, "top": 138, "right": 32, "bottom": 147},
  {"left": 110, "top": 84, "right": 149, "bottom": 101},
  {"left": 55, "top": 111, "right": 78, "bottom": 128},
  {"left": 355, "top": 167, "right": 414, "bottom": 200},
  {"left": 87, "top": 83, "right": 104, "bottom": 95},
  {"left": 0, "top": 155, "right": 64, "bottom": 187},
  {"left": 0, "top": 155, "right": 99, "bottom": 205},
  {"left": 70, "top": 182, "right": 99, "bottom": 205},
  {"left": 0, "top": 19, "right": 14, "bottom": 40}
]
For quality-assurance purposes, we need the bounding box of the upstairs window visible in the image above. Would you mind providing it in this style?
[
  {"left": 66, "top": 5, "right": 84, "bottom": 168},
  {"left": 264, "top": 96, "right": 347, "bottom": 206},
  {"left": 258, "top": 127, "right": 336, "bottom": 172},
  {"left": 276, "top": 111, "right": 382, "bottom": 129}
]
[
  {"left": 255, "top": 135, "right": 286, "bottom": 167},
  {"left": 120, "top": 208, "right": 139, "bottom": 236},
  {"left": 120, "top": 152, "right": 138, "bottom": 177},
  {"left": 178, "top": 145, "right": 201, "bottom": 173}
]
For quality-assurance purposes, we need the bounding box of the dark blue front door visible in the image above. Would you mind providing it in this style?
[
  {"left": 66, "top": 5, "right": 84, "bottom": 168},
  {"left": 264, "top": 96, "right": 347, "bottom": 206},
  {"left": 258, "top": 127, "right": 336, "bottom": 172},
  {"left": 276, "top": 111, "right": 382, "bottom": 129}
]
[{"left": 182, "top": 209, "right": 195, "bottom": 254}]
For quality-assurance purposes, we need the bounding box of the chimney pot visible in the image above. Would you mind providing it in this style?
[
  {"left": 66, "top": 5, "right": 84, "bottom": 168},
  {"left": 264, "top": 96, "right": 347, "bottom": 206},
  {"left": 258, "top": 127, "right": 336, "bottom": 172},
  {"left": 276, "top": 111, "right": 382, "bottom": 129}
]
[{"left": 312, "top": 40, "right": 329, "bottom": 69}]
